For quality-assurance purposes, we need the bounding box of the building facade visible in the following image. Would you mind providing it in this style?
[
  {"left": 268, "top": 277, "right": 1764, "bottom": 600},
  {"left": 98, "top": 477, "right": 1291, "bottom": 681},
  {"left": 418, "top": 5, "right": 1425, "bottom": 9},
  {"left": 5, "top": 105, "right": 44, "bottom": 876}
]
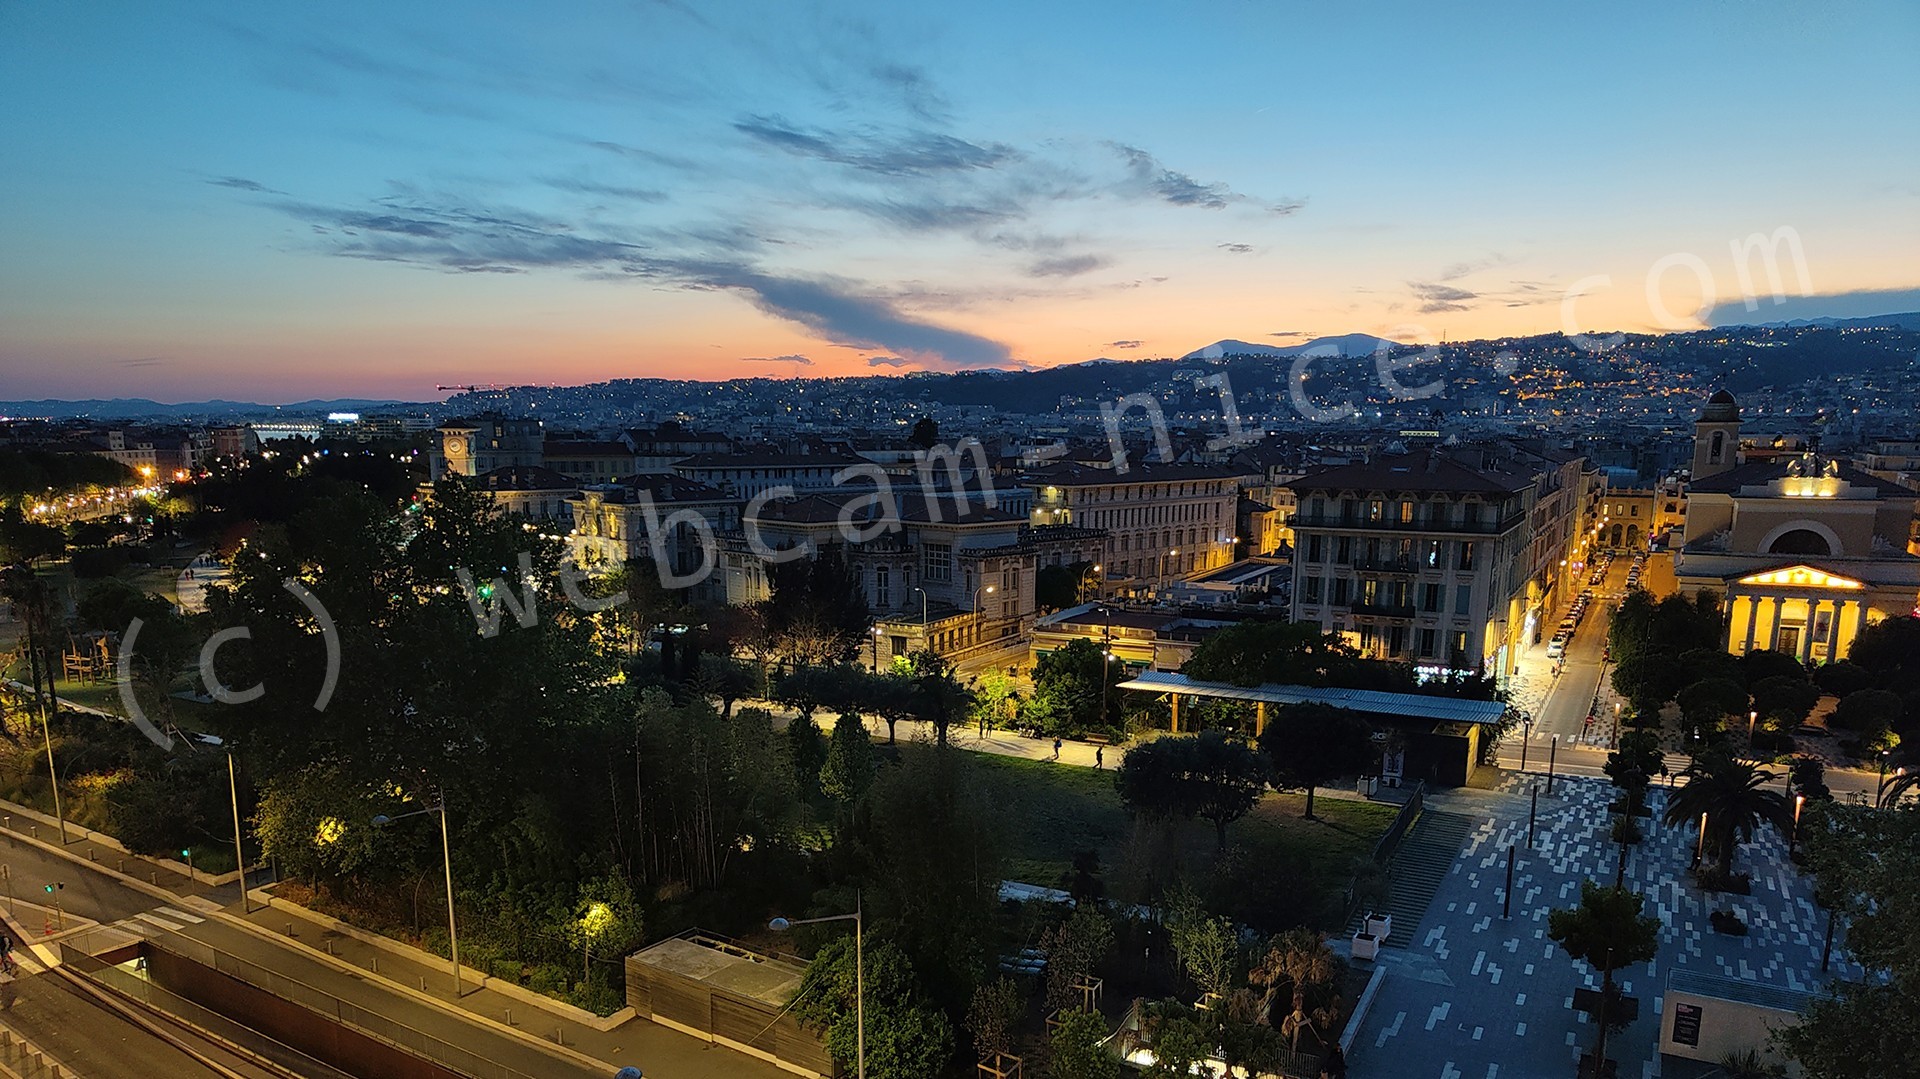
[
  {"left": 1024, "top": 463, "right": 1240, "bottom": 592},
  {"left": 1673, "top": 392, "right": 1920, "bottom": 663}
]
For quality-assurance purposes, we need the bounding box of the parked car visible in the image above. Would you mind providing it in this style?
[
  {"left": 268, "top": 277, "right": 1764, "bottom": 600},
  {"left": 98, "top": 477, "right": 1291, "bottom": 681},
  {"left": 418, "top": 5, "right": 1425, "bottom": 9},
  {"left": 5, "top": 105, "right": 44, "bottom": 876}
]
[{"left": 1547, "top": 637, "right": 1567, "bottom": 659}]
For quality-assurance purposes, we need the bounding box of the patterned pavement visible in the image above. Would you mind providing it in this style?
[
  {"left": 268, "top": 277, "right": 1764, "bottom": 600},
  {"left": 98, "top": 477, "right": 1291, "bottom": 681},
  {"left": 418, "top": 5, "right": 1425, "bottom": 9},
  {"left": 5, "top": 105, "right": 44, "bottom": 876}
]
[{"left": 1347, "top": 773, "right": 1853, "bottom": 1079}]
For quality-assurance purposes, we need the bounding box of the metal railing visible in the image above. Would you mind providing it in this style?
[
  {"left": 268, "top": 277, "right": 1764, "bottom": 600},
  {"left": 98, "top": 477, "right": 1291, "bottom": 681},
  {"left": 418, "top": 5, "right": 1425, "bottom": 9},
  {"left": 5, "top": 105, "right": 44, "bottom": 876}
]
[{"left": 1369, "top": 781, "right": 1428, "bottom": 865}]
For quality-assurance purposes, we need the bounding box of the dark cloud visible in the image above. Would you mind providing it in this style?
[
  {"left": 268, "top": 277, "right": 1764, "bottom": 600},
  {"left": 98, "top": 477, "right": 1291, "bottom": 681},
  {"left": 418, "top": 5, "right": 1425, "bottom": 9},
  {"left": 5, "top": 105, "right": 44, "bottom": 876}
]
[
  {"left": 541, "top": 176, "right": 668, "bottom": 202},
  {"left": 1410, "top": 281, "right": 1480, "bottom": 314},
  {"left": 1218, "top": 242, "right": 1254, "bottom": 254},
  {"left": 207, "top": 175, "right": 283, "bottom": 195},
  {"left": 1106, "top": 340, "right": 1143, "bottom": 349},
  {"left": 1112, "top": 143, "right": 1232, "bottom": 209},
  {"left": 1027, "top": 253, "right": 1109, "bottom": 278},
  {"left": 740, "top": 353, "right": 814, "bottom": 365},
  {"left": 1268, "top": 331, "right": 1307, "bottom": 338},
  {"left": 1701, "top": 287, "right": 1920, "bottom": 327},
  {"left": 866, "top": 355, "right": 912, "bottom": 367},
  {"left": 734, "top": 114, "right": 1017, "bottom": 176},
  {"left": 111, "top": 357, "right": 166, "bottom": 368},
  {"left": 713, "top": 270, "right": 1016, "bottom": 369},
  {"left": 1439, "top": 254, "right": 1508, "bottom": 281}
]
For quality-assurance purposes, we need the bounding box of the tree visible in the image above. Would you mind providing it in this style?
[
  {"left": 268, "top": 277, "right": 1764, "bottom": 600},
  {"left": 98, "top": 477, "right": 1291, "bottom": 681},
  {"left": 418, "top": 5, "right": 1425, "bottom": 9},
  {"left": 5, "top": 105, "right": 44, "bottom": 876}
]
[
  {"left": 1141, "top": 1011, "right": 1209, "bottom": 1079},
  {"left": 1846, "top": 615, "right": 1920, "bottom": 684},
  {"left": 853, "top": 744, "right": 1005, "bottom": 1016},
  {"left": 907, "top": 416, "right": 939, "bottom": 450},
  {"left": 1183, "top": 619, "right": 1398, "bottom": 691},
  {"left": 1739, "top": 648, "right": 1808, "bottom": 687},
  {"left": 969, "top": 669, "right": 1021, "bottom": 736},
  {"left": 763, "top": 545, "right": 870, "bottom": 666},
  {"left": 1663, "top": 751, "right": 1793, "bottom": 881},
  {"left": 1115, "top": 732, "right": 1266, "bottom": 848},
  {"left": 819, "top": 714, "right": 875, "bottom": 804},
  {"left": 1187, "top": 731, "right": 1267, "bottom": 849},
  {"left": 1789, "top": 756, "right": 1831, "bottom": 803},
  {"left": 1042, "top": 907, "right": 1114, "bottom": 1012},
  {"left": 792, "top": 935, "right": 953, "bottom": 1079},
  {"left": 1750, "top": 675, "right": 1821, "bottom": 728},
  {"left": 966, "top": 977, "right": 1026, "bottom": 1060},
  {"left": 1249, "top": 928, "right": 1343, "bottom": 1049},
  {"left": 1257, "top": 703, "right": 1375, "bottom": 819},
  {"left": 1828, "top": 689, "right": 1904, "bottom": 753},
  {"left": 1605, "top": 729, "right": 1666, "bottom": 811},
  {"left": 902, "top": 650, "right": 972, "bottom": 747},
  {"left": 1048, "top": 1008, "right": 1118, "bottom": 1079},
  {"left": 1026, "top": 638, "right": 1125, "bottom": 735},
  {"left": 1035, "top": 561, "right": 1091, "bottom": 612},
  {"left": 1780, "top": 802, "right": 1920, "bottom": 1078},
  {"left": 1548, "top": 882, "right": 1659, "bottom": 1076},
  {"left": 692, "top": 653, "right": 762, "bottom": 718},
  {"left": 1675, "top": 678, "right": 1748, "bottom": 735},
  {"left": 1166, "top": 890, "right": 1239, "bottom": 999}
]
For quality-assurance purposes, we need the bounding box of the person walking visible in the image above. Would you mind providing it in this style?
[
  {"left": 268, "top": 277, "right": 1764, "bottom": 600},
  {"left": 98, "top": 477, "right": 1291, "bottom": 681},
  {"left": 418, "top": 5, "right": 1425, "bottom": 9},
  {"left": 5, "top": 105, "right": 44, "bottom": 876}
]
[
  {"left": 1094, "top": 746, "right": 1104, "bottom": 769},
  {"left": 1051, "top": 737, "right": 1062, "bottom": 762}
]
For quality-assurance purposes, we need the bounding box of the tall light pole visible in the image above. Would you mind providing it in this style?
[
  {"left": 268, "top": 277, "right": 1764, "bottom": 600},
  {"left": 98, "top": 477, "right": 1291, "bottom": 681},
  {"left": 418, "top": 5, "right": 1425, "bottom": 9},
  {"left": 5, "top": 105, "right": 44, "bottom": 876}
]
[
  {"left": 1098, "top": 604, "right": 1115, "bottom": 728},
  {"left": 770, "top": 893, "right": 863, "bottom": 1079},
  {"left": 972, "top": 584, "right": 996, "bottom": 649},
  {"left": 1078, "top": 563, "right": 1103, "bottom": 604},
  {"left": 372, "top": 793, "right": 462, "bottom": 996},
  {"left": 870, "top": 626, "right": 881, "bottom": 673},
  {"left": 228, "top": 752, "right": 250, "bottom": 913}
]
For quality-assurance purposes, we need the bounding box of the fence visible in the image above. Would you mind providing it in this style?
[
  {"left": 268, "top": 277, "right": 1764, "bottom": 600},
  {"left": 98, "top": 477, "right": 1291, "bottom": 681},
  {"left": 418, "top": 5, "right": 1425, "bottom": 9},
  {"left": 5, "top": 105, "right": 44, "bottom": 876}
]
[
  {"left": 64, "top": 938, "right": 547, "bottom": 1079},
  {"left": 1369, "top": 781, "right": 1427, "bottom": 865}
]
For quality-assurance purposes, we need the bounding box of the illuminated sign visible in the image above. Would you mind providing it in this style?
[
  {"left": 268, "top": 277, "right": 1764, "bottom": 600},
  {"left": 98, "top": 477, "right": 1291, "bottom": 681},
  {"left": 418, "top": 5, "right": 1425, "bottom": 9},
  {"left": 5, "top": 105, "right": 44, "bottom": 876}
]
[{"left": 1736, "top": 565, "right": 1865, "bottom": 590}]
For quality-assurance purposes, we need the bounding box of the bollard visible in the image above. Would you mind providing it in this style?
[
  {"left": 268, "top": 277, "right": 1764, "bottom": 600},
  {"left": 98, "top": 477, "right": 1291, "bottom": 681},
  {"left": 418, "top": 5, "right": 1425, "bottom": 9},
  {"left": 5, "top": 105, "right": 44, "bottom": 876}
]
[
  {"left": 118, "top": 859, "right": 124, "bottom": 874},
  {"left": 150, "top": 872, "right": 157, "bottom": 885},
  {"left": 286, "top": 922, "right": 296, "bottom": 937},
  {"left": 325, "top": 940, "right": 334, "bottom": 956},
  {"left": 505, "top": 1007, "right": 513, "bottom": 1026},
  {"left": 370, "top": 956, "right": 377, "bottom": 974},
  {"left": 87, "top": 849, "right": 94, "bottom": 862},
  {"left": 555, "top": 1027, "right": 564, "bottom": 1046},
  {"left": 420, "top": 976, "right": 427, "bottom": 992}
]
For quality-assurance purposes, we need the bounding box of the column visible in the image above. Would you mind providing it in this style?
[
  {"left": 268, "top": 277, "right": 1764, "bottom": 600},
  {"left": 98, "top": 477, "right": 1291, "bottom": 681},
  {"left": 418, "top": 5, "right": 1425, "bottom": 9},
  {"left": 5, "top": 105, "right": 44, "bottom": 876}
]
[
  {"left": 1169, "top": 693, "right": 1181, "bottom": 734},
  {"left": 1741, "top": 594, "right": 1759, "bottom": 653},
  {"left": 1256, "top": 701, "right": 1268, "bottom": 740},
  {"left": 1798, "top": 599, "right": 1820, "bottom": 664},
  {"left": 1854, "top": 600, "right": 1871, "bottom": 657},
  {"left": 1766, "top": 596, "right": 1785, "bottom": 653}
]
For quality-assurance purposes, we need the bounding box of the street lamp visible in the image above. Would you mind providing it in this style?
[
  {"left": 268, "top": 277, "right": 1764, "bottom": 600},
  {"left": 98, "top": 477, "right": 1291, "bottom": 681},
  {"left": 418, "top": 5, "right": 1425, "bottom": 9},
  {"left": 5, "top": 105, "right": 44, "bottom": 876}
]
[
  {"left": 769, "top": 893, "right": 863, "bottom": 1079},
  {"left": 580, "top": 901, "right": 613, "bottom": 983},
  {"left": 1791, "top": 794, "right": 1805, "bottom": 855},
  {"left": 372, "top": 794, "right": 462, "bottom": 996},
  {"left": 972, "top": 584, "right": 997, "bottom": 647},
  {"left": 1078, "top": 563, "right": 1103, "bottom": 603},
  {"left": 1520, "top": 714, "right": 1534, "bottom": 772},
  {"left": 870, "top": 626, "right": 881, "bottom": 673}
]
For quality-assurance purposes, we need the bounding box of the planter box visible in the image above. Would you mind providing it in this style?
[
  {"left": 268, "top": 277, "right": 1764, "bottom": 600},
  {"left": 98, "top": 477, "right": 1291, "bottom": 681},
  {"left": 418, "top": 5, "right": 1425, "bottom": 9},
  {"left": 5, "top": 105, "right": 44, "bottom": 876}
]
[
  {"left": 1351, "top": 933, "right": 1381, "bottom": 961},
  {"left": 1364, "top": 913, "right": 1392, "bottom": 940}
]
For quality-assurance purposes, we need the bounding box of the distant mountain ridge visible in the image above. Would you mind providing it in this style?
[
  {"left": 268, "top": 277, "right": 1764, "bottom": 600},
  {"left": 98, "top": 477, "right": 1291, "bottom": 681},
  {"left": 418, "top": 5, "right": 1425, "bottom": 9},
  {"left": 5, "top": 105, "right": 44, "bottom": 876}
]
[
  {"left": 1732, "top": 311, "right": 1920, "bottom": 331},
  {"left": 1181, "top": 333, "right": 1401, "bottom": 360},
  {"left": 0, "top": 398, "right": 420, "bottom": 420}
]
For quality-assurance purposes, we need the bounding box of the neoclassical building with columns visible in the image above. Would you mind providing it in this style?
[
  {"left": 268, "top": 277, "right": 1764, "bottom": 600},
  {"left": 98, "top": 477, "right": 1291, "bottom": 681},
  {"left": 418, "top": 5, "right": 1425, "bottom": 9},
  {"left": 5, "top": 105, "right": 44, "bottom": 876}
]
[{"left": 1674, "top": 391, "right": 1920, "bottom": 664}]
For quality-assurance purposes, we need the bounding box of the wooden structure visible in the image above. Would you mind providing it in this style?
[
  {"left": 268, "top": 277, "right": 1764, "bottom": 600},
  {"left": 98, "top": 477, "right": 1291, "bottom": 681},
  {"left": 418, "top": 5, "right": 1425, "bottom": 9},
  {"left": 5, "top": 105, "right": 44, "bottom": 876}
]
[
  {"left": 977, "top": 1051, "right": 1024, "bottom": 1079},
  {"left": 625, "top": 932, "right": 835, "bottom": 1078}
]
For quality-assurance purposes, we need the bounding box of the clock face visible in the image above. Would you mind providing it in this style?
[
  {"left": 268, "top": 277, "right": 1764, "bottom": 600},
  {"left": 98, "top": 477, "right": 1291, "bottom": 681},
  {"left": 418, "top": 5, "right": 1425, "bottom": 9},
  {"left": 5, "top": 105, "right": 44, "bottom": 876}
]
[{"left": 443, "top": 435, "right": 467, "bottom": 458}]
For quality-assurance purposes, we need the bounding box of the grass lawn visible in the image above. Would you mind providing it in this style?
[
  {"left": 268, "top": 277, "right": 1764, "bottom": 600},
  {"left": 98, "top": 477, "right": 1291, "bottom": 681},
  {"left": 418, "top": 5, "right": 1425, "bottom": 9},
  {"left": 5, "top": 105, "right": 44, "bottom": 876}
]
[{"left": 972, "top": 753, "right": 1395, "bottom": 916}]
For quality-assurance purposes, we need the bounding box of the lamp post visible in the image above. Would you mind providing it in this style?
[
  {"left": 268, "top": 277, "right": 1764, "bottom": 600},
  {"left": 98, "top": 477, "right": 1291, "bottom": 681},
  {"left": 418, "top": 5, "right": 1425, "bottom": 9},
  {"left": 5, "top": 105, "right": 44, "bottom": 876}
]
[
  {"left": 372, "top": 793, "right": 462, "bottom": 996},
  {"left": 228, "top": 752, "right": 251, "bottom": 913},
  {"left": 1693, "top": 811, "right": 1709, "bottom": 870},
  {"left": 1748, "top": 710, "right": 1758, "bottom": 744},
  {"left": 1790, "top": 794, "right": 1805, "bottom": 855},
  {"left": 870, "top": 627, "right": 881, "bottom": 674},
  {"left": 770, "top": 893, "right": 863, "bottom": 1079},
  {"left": 1547, "top": 734, "right": 1559, "bottom": 794},
  {"left": 1520, "top": 714, "right": 1534, "bottom": 773},
  {"left": 1078, "top": 563, "right": 1103, "bottom": 604},
  {"left": 1097, "top": 604, "right": 1116, "bottom": 728},
  {"left": 911, "top": 586, "right": 929, "bottom": 656},
  {"left": 972, "top": 584, "right": 996, "bottom": 649}
]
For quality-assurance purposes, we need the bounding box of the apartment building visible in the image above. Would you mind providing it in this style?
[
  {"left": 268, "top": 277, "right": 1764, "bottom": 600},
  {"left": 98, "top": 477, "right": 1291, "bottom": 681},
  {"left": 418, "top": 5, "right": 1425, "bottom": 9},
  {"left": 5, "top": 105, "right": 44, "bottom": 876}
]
[
  {"left": 1285, "top": 443, "right": 1590, "bottom": 679},
  {"left": 1023, "top": 462, "right": 1241, "bottom": 591}
]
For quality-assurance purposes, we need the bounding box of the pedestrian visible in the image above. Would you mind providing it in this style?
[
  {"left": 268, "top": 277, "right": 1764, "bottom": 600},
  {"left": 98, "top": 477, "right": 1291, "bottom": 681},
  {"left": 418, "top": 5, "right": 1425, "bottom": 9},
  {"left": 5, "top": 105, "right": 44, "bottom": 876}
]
[
  {"left": 1095, "top": 746, "right": 1104, "bottom": 770},
  {"left": 0, "top": 934, "right": 13, "bottom": 976},
  {"left": 1320, "top": 1042, "right": 1347, "bottom": 1079},
  {"left": 1052, "top": 737, "right": 1062, "bottom": 761}
]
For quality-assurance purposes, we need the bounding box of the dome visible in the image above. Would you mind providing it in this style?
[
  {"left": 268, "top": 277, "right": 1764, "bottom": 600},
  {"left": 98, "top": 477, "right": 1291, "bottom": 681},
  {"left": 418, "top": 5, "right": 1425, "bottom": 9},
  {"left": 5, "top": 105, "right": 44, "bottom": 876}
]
[{"left": 1699, "top": 390, "right": 1741, "bottom": 424}]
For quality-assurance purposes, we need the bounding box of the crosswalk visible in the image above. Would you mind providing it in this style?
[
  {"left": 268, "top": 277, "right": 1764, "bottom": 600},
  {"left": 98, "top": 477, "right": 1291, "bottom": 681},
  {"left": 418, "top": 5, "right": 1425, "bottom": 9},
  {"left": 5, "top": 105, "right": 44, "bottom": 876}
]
[{"left": 116, "top": 905, "right": 205, "bottom": 938}]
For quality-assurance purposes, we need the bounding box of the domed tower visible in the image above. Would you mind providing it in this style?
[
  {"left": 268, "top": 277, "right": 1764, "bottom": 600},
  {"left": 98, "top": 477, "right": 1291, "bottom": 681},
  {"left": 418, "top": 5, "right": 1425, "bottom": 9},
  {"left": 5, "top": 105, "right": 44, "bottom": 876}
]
[{"left": 1692, "top": 390, "right": 1742, "bottom": 481}]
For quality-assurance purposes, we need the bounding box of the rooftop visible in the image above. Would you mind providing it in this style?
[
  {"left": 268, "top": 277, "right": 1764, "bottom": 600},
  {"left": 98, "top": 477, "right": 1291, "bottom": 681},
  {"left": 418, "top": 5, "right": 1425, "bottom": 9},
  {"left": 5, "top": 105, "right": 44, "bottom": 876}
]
[{"left": 1115, "top": 670, "right": 1510, "bottom": 725}]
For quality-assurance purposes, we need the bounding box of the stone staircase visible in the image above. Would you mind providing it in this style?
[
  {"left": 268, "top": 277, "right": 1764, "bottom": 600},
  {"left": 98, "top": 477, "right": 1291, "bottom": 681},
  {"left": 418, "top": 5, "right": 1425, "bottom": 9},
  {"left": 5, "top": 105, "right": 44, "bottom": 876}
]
[{"left": 1348, "top": 808, "right": 1473, "bottom": 947}]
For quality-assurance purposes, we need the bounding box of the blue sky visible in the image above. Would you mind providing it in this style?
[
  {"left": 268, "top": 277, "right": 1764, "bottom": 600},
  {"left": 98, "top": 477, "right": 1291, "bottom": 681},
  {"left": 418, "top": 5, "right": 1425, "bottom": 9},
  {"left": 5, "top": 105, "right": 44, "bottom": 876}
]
[{"left": 2, "top": 0, "right": 1916, "bottom": 400}]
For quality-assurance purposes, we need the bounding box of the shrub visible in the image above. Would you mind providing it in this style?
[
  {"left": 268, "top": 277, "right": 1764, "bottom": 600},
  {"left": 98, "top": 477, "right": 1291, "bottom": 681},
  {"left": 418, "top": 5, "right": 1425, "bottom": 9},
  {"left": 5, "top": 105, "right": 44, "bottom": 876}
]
[
  {"left": 1709, "top": 909, "right": 1748, "bottom": 936},
  {"left": 526, "top": 963, "right": 571, "bottom": 997},
  {"left": 1814, "top": 661, "right": 1873, "bottom": 698}
]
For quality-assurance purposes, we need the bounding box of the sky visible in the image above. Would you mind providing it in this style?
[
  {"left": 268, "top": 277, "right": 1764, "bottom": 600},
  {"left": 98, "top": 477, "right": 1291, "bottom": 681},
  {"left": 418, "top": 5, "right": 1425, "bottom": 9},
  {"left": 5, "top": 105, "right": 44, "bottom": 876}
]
[{"left": 2, "top": 1, "right": 1917, "bottom": 402}]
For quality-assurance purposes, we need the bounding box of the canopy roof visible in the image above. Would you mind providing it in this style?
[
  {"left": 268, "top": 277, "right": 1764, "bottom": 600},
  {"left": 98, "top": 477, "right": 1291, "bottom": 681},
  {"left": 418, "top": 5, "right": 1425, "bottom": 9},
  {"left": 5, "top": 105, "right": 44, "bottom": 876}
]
[{"left": 1115, "top": 670, "right": 1509, "bottom": 726}]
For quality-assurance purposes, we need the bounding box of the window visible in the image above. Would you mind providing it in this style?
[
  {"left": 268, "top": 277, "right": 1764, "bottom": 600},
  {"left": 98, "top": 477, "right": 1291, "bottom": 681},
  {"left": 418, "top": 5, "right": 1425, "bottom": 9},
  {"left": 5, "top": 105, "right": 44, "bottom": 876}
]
[
  {"left": 1306, "top": 535, "right": 1324, "bottom": 562},
  {"left": 1398, "top": 501, "right": 1413, "bottom": 524},
  {"left": 1335, "top": 536, "right": 1352, "bottom": 564},
  {"left": 1421, "top": 582, "right": 1441, "bottom": 612},
  {"left": 1333, "top": 578, "right": 1352, "bottom": 604},
  {"left": 1303, "top": 576, "right": 1323, "bottom": 603},
  {"left": 875, "top": 566, "right": 891, "bottom": 609},
  {"left": 1450, "top": 631, "right": 1470, "bottom": 660},
  {"left": 1457, "top": 542, "right": 1476, "bottom": 571},
  {"left": 1455, "top": 583, "right": 1472, "bottom": 614},
  {"left": 1368, "top": 499, "right": 1384, "bottom": 521},
  {"left": 923, "top": 543, "right": 953, "bottom": 583},
  {"left": 1426, "top": 540, "right": 1442, "bottom": 567},
  {"left": 1419, "top": 628, "right": 1436, "bottom": 657}
]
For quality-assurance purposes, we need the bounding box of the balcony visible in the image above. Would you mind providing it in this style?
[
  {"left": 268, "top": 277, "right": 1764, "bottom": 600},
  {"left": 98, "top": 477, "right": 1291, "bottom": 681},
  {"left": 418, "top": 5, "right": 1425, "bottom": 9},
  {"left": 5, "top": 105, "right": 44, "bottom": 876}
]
[
  {"left": 1348, "top": 601, "right": 1417, "bottom": 619},
  {"left": 1349, "top": 556, "right": 1418, "bottom": 574},
  {"left": 1292, "top": 512, "right": 1524, "bottom": 536}
]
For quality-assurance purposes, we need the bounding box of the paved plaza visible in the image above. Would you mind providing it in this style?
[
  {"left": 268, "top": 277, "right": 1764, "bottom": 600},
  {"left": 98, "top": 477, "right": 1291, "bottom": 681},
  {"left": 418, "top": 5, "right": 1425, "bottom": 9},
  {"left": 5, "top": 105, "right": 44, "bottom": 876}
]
[{"left": 1348, "top": 773, "right": 1854, "bottom": 1079}]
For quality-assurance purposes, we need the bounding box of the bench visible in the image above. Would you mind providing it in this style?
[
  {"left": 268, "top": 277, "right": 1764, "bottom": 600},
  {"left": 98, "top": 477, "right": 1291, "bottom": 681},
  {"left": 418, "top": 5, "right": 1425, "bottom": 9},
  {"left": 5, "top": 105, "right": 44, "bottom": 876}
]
[{"left": 1079, "top": 734, "right": 1112, "bottom": 746}]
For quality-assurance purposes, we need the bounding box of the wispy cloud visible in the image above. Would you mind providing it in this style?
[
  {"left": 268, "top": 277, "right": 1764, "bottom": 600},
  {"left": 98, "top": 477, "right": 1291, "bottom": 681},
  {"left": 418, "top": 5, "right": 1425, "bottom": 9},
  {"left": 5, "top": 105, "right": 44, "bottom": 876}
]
[
  {"left": 866, "top": 355, "right": 912, "bottom": 367},
  {"left": 540, "top": 176, "right": 668, "bottom": 202},
  {"left": 207, "top": 175, "right": 284, "bottom": 195},
  {"left": 1106, "top": 340, "right": 1143, "bottom": 349},
  {"left": 734, "top": 114, "right": 1017, "bottom": 176},
  {"left": 1268, "top": 330, "right": 1306, "bottom": 338},
  {"left": 1218, "top": 242, "right": 1254, "bottom": 254},
  {"left": 741, "top": 353, "right": 813, "bottom": 365},
  {"left": 1409, "top": 281, "right": 1479, "bottom": 314},
  {"left": 1027, "top": 253, "right": 1109, "bottom": 278}
]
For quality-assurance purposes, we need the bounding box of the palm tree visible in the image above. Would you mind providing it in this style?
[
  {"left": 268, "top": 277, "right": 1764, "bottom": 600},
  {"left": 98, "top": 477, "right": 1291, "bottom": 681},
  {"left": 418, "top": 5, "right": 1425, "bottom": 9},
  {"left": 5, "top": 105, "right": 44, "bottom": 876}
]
[
  {"left": 1663, "top": 751, "right": 1792, "bottom": 880},
  {"left": 1549, "top": 883, "right": 1659, "bottom": 1077}
]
